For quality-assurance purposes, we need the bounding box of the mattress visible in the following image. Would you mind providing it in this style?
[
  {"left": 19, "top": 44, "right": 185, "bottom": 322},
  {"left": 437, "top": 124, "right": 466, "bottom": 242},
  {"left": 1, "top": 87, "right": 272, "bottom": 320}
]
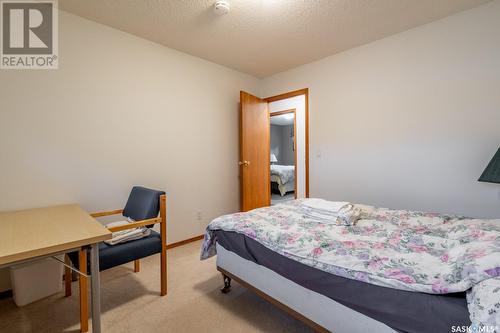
[
  {"left": 215, "top": 230, "right": 471, "bottom": 333},
  {"left": 216, "top": 242, "right": 397, "bottom": 333}
]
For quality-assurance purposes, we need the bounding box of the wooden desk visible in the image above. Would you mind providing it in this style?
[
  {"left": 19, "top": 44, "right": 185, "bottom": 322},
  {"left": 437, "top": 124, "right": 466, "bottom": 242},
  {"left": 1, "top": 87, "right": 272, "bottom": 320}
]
[{"left": 0, "top": 204, "right": 111, "bottom": 333}]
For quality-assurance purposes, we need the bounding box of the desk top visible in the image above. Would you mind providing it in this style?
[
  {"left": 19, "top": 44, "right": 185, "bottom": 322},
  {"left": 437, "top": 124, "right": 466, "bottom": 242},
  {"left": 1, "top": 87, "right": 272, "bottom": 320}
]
[{"left": 0, "top": 204, "right": 111, "bottom": 266}]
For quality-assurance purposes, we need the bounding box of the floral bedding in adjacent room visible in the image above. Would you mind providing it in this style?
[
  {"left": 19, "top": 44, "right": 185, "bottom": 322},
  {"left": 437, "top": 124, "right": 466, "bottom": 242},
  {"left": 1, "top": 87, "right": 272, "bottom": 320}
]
[
  {"left": 200, "top": 199, "right": 500, "bottom": 328},
  {"left": 270, "top": 164, "right": 295, "bottom": 184}
]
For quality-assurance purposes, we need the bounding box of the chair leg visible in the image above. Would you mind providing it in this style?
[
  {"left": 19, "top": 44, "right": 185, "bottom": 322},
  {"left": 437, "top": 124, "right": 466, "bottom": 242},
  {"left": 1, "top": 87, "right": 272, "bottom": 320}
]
[
  {"left": 160, "top": 249, "right": 167, "bottom": 296},
  {"left": 159, "top": 194, "right": 167, "bottom": 296},
  {"left": 79, "top": 249, "right": 88, "bottom": 333},
  {"left": 64, "top": 255, "right": 72, "bottom": 297},
  {"left": 134, "top": 259, "right": 140, "bottom": 273}
]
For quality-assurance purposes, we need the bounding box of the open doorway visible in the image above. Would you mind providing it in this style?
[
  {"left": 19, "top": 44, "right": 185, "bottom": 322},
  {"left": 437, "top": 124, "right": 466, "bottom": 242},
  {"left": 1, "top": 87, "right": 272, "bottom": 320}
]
[
  {"left": 270, "top": 109, "right": 296, "bottom": 204},
  {"left": 266, "top": 89, "right": 309, "bottom": 204},
  {"left": 239, "top": 88, "right": 309, "bottom": 211}
]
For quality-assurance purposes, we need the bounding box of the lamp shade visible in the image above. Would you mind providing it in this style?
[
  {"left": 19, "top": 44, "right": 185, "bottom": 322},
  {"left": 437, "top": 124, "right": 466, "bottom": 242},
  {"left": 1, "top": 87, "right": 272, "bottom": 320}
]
[
  {"left": 270, "top": 154, "right": 278, "bottom": 163},
  {"left": 478, "top": 147, "right": 500, "bottom": 184}
]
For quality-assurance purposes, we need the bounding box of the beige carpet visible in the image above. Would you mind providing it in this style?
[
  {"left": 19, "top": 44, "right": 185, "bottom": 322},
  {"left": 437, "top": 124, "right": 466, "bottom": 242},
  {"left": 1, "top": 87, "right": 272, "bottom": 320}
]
[{"left": 0, "top": 241, "right": 314, "bottom": 332}]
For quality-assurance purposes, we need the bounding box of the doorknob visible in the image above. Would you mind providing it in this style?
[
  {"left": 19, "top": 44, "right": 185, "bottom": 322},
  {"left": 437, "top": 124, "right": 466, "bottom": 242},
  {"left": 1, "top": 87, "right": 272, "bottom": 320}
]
[{"left": 238, "top": 160, "right": 250, "bottom": 166}]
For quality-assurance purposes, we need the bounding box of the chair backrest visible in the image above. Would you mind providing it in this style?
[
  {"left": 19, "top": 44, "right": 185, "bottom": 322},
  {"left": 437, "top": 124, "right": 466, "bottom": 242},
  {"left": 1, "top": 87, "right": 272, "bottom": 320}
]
[{"left": 123, "top": 186, "right": 165, "bottom": 226}]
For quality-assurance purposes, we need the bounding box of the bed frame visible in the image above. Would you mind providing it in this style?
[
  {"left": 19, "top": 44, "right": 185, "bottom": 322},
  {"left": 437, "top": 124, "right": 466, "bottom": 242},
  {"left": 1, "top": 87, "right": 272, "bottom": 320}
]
[
  {"left": 215, "top": 243, "right": 396, "bottom": 333},
  {"left": 218, "top": 267, "right": 329, "bottom": 332}
]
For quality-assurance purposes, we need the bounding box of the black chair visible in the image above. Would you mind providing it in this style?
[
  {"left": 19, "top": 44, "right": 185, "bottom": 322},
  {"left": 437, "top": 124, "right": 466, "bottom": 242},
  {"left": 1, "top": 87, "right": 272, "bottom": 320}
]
[{"left": 65, "top": 186, "right": 167, "bottom": 332}]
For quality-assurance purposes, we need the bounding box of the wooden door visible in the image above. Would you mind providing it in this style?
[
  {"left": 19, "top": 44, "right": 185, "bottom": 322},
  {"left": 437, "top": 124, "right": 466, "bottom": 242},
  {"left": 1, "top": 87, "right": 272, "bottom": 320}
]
[{"left": 240, "top": 91, "right": 270, "bottom": 211}]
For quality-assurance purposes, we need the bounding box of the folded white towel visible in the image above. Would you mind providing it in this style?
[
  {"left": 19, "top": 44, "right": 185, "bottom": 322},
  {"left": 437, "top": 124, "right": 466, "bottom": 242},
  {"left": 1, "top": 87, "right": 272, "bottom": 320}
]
[
  {"left": 104, "top": 218, "right": 151, "bottom": 246},
  {"left": 303, "top": 199, "right": 350, "bottom": 212},
  {"left": 303, "top": 199, "right": 360, "bottom": 226}
]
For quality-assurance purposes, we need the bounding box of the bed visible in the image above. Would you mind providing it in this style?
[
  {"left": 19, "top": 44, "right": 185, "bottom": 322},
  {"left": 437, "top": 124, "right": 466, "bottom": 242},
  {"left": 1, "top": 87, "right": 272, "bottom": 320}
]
[
  {"left": 270, "top": 164, "right": 295, "bottom": 196},
  {"left": 201, "top": 200, "right": 500, "bottom": 333}
]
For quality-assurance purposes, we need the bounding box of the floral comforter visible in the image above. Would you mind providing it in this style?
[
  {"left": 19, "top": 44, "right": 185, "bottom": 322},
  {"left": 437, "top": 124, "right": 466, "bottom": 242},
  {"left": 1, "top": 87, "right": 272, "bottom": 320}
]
[
  {"left": 201, "top": 199, "right": 500, "bottom": 328},
  {"left": 270, "top": 165, "right": 295, "bottom": 185}
]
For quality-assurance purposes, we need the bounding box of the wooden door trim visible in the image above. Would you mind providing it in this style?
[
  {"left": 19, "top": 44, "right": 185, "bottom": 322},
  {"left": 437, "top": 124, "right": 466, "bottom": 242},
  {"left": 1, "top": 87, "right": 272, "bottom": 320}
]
[
  {"left": 270, "top": 109, "right": 297, "bottom": 199},
  {"left": 267, "top": 106, "right": 271, "bottom": 207},
  {"left": 264, "top": 88, "right": 308, "bottom": 103},
  {"left": 270, "top": 109, "right": 295, "bottom": 117},
  {"left": 264, "top": 88, "right": 309, "bottom": 198},
  {"left": 239, "top": 92, "right": 243, "bottom": 210}
]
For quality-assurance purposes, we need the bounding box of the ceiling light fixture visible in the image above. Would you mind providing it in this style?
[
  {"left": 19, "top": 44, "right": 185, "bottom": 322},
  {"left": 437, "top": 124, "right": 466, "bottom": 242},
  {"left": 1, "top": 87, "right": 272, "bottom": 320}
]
[{"left": 214, "top": 1, "right": 230, "bottom": 16}]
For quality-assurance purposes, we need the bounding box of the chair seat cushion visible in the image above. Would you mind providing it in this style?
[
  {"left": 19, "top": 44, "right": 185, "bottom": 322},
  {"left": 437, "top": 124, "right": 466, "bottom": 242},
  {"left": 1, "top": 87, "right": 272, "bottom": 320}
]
[{"left": 68, "top": 230, "right": 162, "bottom": 272}]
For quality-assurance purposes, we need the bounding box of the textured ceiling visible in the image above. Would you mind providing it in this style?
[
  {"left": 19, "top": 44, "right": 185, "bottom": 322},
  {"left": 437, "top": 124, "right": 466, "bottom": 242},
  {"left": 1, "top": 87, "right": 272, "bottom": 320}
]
[{"left": 60, "top": 0, "right": 490, "bottom": 78}]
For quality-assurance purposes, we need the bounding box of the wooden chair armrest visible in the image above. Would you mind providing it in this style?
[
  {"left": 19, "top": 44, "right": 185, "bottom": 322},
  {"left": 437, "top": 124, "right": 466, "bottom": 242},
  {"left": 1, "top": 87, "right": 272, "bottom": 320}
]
[
  {"left": 107, "top": 217, "right": 162, "bottom": 233},
  {"left": 90, "top": 209, "right": 124, "bottom": 218}
]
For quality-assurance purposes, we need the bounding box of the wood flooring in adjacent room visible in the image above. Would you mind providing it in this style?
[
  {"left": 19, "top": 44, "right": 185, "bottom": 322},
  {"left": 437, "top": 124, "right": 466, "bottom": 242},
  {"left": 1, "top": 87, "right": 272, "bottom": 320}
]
[{"left": 0, "top": 240, "right": 314, "bottom": 333}]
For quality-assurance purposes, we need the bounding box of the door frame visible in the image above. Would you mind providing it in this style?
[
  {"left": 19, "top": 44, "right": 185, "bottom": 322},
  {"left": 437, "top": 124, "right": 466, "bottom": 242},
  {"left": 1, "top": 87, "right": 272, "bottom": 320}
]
[
  {"left": 269, "top": 109, "right": 297, "bottom": 199},
  {"left": 264, "top": 88, "right": 309, "bottom": 198}
]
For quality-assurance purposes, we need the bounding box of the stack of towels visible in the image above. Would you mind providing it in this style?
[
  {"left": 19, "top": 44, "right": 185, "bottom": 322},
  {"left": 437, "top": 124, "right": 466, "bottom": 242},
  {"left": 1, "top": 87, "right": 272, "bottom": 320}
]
[
  {"left": 104, "top": 217, "right": 151, "bottom": 246},
  {"left": 302, "top": 199, "right": 361, "bottom": 226}
]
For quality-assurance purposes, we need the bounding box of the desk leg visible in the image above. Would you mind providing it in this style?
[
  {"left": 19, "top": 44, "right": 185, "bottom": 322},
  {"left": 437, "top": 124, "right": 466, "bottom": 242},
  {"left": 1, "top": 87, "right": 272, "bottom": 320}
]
[
  {"left": 79, "top": 249, "right": 89, "bottom": 333},
  {"left": 90, "top": 243, "right": 101, "bottom": 333}
]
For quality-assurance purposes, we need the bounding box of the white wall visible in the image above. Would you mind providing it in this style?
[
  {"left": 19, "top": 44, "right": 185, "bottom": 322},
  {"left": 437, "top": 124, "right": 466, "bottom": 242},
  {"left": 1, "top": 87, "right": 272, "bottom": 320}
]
[
  {"left": 270, "top": 124, "right": 294, "bottom": 165},
  {"left": 280, "top": 124, "right": 295, "bottom": 166},
  {"left": 269, "top": 95, "right": 307, "bottom": 198},
  {"left": 270, "top": 125, "right": 282, "bottom": 163},
  {"left": 0, "top": 11, "right": 260, "bottom": 244},
  {"left": 263, "top": 1, "right": 500, "bottom": 218}
]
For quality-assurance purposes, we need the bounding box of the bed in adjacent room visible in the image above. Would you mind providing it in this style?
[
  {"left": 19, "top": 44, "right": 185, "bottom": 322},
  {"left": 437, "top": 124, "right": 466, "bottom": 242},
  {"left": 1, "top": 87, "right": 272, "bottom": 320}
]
[
  {"left": 201, "top": 199, "right": 500, "bottom": 333},
  {"left": 270, "top": 164, "right": 295, "bottom": 196}
]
